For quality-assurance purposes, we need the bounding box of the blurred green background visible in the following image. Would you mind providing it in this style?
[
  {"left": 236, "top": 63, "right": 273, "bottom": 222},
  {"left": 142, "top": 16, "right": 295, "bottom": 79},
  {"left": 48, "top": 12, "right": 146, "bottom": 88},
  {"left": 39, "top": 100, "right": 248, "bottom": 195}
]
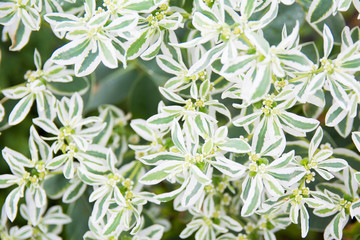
[{"left": 1, "top": 2, "right": 360, "bottom": 239}]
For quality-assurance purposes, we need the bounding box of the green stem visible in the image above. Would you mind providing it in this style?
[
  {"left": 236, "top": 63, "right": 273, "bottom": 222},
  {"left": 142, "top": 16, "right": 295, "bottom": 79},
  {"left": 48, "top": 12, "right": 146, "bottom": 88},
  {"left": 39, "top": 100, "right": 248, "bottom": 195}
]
[
  {"left": 0, "top": 96, "right": 8, "bottom": 105},
  {"left": 240, "top": 34, "right": 254, "bottom": 48},
  {"left": 213, "top": 76, "right": 224, "bottom": 86},
  {"left": 0, "top": 123, "right": 10, "bottom": 132},
  {"left": 128, "top": 161, "right": 142, "bottom": 180},
  {"left": 287, "top": 68, "right": 324, "bottom": 83}
]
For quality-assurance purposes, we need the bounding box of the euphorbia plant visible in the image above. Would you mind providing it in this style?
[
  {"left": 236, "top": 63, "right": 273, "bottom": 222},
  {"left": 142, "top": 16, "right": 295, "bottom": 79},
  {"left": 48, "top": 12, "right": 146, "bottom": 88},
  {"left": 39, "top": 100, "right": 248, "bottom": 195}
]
[{"left": 1, "top": 0, "right": 360, "bottom": 239}]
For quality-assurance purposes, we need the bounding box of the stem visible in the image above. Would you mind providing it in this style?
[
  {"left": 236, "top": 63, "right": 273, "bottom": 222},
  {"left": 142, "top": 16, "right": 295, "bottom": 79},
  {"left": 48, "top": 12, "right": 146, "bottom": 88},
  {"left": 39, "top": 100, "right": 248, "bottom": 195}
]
[
  {"left": 240, "top": 34, "right": 254, "bottom": 48},
  {"left": 0, "top": 123, "right": 10, "bottom": 132},
  {"left": 0, "top": 96, "right": 8, "bottom": 105},
  {"left": 213, "top": 76, "right": 224, "bottom": 86},
  {"left": 128, "top": 161, "right": 142, "bottom": 180},
  {"left": 287, "top": 68, "right": 324, "bottom": 83},
  {"left": 246, "top": 133, "right": 253, "bottom": 142}
]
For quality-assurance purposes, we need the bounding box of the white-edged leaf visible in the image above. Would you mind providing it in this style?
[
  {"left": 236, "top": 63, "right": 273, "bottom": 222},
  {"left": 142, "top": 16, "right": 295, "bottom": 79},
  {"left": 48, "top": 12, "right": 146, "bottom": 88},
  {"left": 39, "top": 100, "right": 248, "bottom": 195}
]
[
  {"left": 159, "top": 87, "right": 185, "bottom": 104},
  {"left": 211, "top": 156, "right": 246, "bottom": 178},
  {"left": 309, "top": 127, "right": 323, "bottom": 159},
  {"left": 352, "top": 132, "right": 360, "bottom": 152},
  {"left": 241, "top": 176, "right": 262, "bottom": 216},
  {"left": 300, "top": 204, "right": 309, "bottom": 238},
  {"left": 0, "top": 174, "right": 18, "bottom": 188},
  {"left": 140, "top": 161, "right": 182, "bottom": 185},
  {"left": 5, "top": 187, "right": 21, "bottom": 221},
  {"left": 190, "top": 165, "right": 210, "bottom": 185},
  {"left": 325, "top": 103, "right": 347, "bottom": 127},
  {"left": 308, "top": 0, "right": 335, "bottom": 25},
  {"left": 9, "top": 94, "right": 34, "bottom": 125},
  {"left": 323, "top": 24, "right": 334, "bottom": 58},
  {"left": 278, "top": 111, "right": 319, "bottom": 133},
  {"left": 218, "top": 138, "right": 251, "bottom": 153},
  {"left": 156, "top": 54, "right": 183, "bottom": 75},
  {"left": 2, "top": 147, "right": 31, "bottom": 167},
  {"left": 328, "top": 78, "right": 349, "bottom": 110},
  {"left": 181, "top": 175, "right": 205, "bottom": 207},
  {"left": 188, "top": 43, "right": 225, "bottom": 76},
  {"left": 317, "top": 158, "right": 348, "bottom": 172},
  {"left": 52, "top": 38, "right": 91, "bottom": 65}
]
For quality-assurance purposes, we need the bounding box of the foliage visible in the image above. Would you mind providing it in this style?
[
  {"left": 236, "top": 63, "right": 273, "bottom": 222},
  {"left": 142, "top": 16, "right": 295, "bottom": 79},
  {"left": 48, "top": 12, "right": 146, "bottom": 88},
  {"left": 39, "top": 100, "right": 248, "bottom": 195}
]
[{"left": 1, "top": 0, "right": 360, "bottom": 239}]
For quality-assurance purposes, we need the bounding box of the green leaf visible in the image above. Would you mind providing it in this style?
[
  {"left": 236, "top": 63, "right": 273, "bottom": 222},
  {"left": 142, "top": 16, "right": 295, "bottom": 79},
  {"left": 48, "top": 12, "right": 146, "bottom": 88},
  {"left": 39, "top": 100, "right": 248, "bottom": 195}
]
[
  {"left": 322, "top": 24, "right": 334, "bottom": 58},
  {"left": 43, "top": 174, "right": 70, "bottom": 199},
  {"left": 98, "top": 40, "right": 117, "bottom": 69},
  {"left": 221, "top": 55, "right": 256, "bottom": 76},
  {"left": 75, "top": 46, "right": 101, "bottom": 77},
  {"left": 46, "top": 154, "right": 68, "bottom": 169},
  {"left": 65, "top": 195, "right": 91, "bottom": 240},
  {"left": 9, "top": 18, "right": 32, "bottom": 51},
  {"left": 241, "top": 0, "right": 257, "bottom": 18},
  {"left": 127, "top": 29, "right": 151, "bottom": 60},
  {"left": 171, "top": 121, "right": 186, "bottom": 153},
  {"left": 333, "top": 148, "right": 360, "bottom": 171},
  {"left": 47, "top": 76, "right": 89, "bottom": 96},
  {"left": 194, "top": 114, "right": 212, "bottom": 138},
  {"left": 211, "top": 157, "right": 245, "bottom": 177},
  {"left": 8, "top": 94, "right": 34, "bottom": 125},
  {"left": 140, "top": 161, "right": 182, "bottom": 184},
  {"left": 233, "top": 111, "right": 261, "bottom": 127},
  {"left": 317, "top": 159, "right": 348, "bottom": 172},
  {"left": 300, "top": 204, "right": 309, "bottom": 237},
  {"left": 147, "top": 113, "right": 179, "bottom": 127},
  {"left": 182, "top": 176, "right": 204, "bottom": 207},
  {"left": 88, "top": 12, "right": 109, "bottom": 28},
  {"left": 250, "top": 64, "right": 271, "bottom": 102},
  {"left": 85, "top": 66, "right": 138, "bottom": 112},
  {"left": 278, "top": 111, "right": 319, "bottom": 133},
  {"left": 156, "top": 177, "right": 190, "bottom": 202},
  {"left": 301, "top": 42, "right": 319, "bottom": 65},
  {"left": 124, "top": 0, "right": 155, "bottom": 11},
  {"left": 62, "top": 180, "right": 87, "bottom": 203},
  {"left": 307, "top": 0, "right": 334, "bottom": 24},
  {"left": 141, "top": 33, "right": 162, "bottom": 60},
  {"left": 328, "top": 78, "right": 349, "bottom": 110},
  {"left": 309, "top": 127, "right": 322, "bottom": 158},
  {"left": 188, "top": 43, "right": 226, "bottom": 76},
  {"left": 352, "top": 132, "right": 360, "bottom": 153},
  {"left": 325, "top": 104, "right": 347, "bottom": 127},
  {"left": 52, "top": 38, "right": 91, "bottom": 65},
  {"left": 241, "top": 176, "right": 262, "bottom": 216},
  {"left": 218, "top": 138, "right": 251, "bottom": 153},
  {"left": 156, "top": 55, "right": 183, "bottom": 74},
  {"left": 202, "top": 139, "right": 213, "bottom": 155},
  {"left": 263, "top": 3, "right": 305, "bottom": 45},
  {"left": 5, "top": 187, "right": 21, "bottom": 221},
  {"left": 129, "top": 75, "right": 162, "bottom": 119},
  {"left": 277, "top": 52, "right": 313, "bottom": 71},
  {"left": 159, "top": 87, "right": 185, "bottom": 104},
  {"left": 314, "top": 12, "right": 345, "bottom": 44}
]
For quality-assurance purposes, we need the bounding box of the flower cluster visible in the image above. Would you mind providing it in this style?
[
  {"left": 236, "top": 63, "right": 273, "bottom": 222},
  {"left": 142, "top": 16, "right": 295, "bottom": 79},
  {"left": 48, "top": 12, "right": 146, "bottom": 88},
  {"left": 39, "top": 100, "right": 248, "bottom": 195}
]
[{"left": 1, "top": 0, "right": 360, "bottom": 239}]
